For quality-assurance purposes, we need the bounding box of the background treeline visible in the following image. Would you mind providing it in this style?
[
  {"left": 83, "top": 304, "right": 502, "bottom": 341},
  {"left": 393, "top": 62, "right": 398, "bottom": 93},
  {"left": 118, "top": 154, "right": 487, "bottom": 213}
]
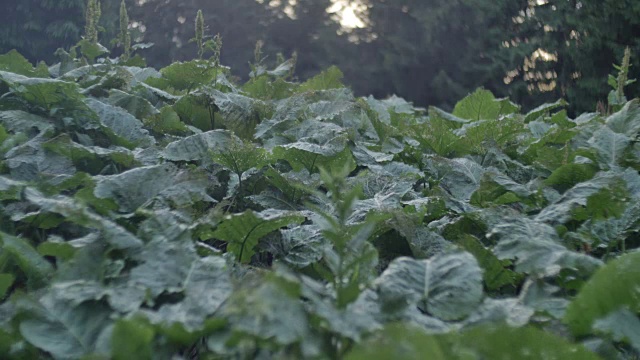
[{"left": 2, "top": 0, "right": 639, "bottom": 114}]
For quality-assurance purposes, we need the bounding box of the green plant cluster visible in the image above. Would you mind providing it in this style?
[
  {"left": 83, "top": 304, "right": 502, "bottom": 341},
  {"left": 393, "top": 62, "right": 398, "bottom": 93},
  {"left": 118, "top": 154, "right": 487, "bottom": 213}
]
[{"left": 0, "top": 19, "right": 640, "bottom": 360}]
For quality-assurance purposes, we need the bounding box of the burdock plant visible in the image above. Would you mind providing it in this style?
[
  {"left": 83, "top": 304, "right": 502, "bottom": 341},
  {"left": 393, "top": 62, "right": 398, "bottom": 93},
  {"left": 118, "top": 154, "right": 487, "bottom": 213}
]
[
  {"left": 119, "top": 0, "right": 131, "bottom": 60},
  {"left": 195, "top": 10, "right": 205, "bottom": 60},
  {"left": 84, "top": 0, "right": 101, "bottom": 43},
  {"left": 608, "top": 46, "right": 636, "bottom": 111}
]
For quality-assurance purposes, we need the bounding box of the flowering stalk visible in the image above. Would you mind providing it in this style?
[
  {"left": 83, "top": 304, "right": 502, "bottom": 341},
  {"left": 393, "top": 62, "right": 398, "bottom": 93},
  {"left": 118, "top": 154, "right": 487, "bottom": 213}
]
[
  {"left": 119, "top": 0, "right": 131, "bottom": 60},
  {"left": 195, "top": 10, "right": 205, "bottom": 59},
  {"left": 84, "top": 0, "right": 102, "bottom": 43}
]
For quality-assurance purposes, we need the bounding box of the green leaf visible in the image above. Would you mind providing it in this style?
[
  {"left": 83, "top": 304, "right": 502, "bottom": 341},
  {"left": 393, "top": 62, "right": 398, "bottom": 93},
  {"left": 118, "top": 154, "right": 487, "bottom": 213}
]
[
  {"left": 544, "top": 163, "right": 597, "bottom": 192},
  {"left": 173, "top": 92, "right": 218, "bottom": 131},
  {"left": 210, "top": 210, "right": 304, "bottom": 263},
  {"left": 37, "top": 241, "right": 76, "bottom": 261},
  {"left": 450, "top": 324, "right": 601, "bottom": 359},
  {"left": 156, "top": 60, "right": 218, "bottom": 91},
  {"left": 107, "top": 89, "right": 159, "bottom": 120},
  {"left": 524, "top": 98, "right": 568, "bottom": 123},
  {"left": 346, "top": 323, "right": 448, "bottom": 360},
  {"left": 470, "top": 171, "right": 532, "bottom": 207},
  {"left": 0, "top": 50, "right": 49, "bottom": 77},
  {"left": 276, "top": 225, "right": 328, "bottom": 267},
  {"left": 452, "top": 88, "right": 508, "bottom": 121},
  {"left": 564, "top": 251, "right": 640, "bottom": 336},
  {"left": 212, "top": 138, "right": 269, "bottom": 176},
  {"left": 19, "top": 295, "right": 112, "bottom": 359},
  {"left": 0, "top": 232, "right": 53, "bottom": 288},
  {"left": 588, "top": 126, "right": 631, "bottom": 170},
  {"left": 111, "top": 318, "right": 154, "bottom": 360},
  {"left": 374, "top": 253, "right": 483, "bottom": 321},
  {"left": 143, "top": 105, "right": 189, "bottom": 136},
  {"left": 0, "top": 110, "right": 55, "bottom": 134},
  {"left": 140, "top": 256, "right": 232, "bottom": 333},
  {"left": 273, "top": 141, "right": 355, "bottom": 174},
  {"left": 203, "top": 89, "right": 266, "bottom": 138},
  {"left": 605, "top": 99, "right": 640, "bottom": 137},
  {"left": 453, "top": 234, "right": 519, "bottom": 291},
  {"left": 43, "top": 134, "right": 135, "bottom": 175},
  {"left": 297, "top": 66, "right": 344, "bottom": 92},
  {"left": 97, "top": 164, "right": 214, "bottom": 212},
  {"left": 23, "top": 188, "right": 143, "bottom": 250},
  {"left": 222, "top": 271, "right": 309, "bottom": 345},
  {"left": 85, "top": 98, "right": 155, "bottom": 148},
  {"left": 0, "top": 71, "right": 82, "bottom": 110},
  {"left": 163, "top": 130, "right": 235, "bottom": 162},
  {"left": 593, "top": 308, "right": 640, "bottom": 352},
  {"left": 349, "top": 323, "right": 601, "bottom": 360},
  {"left": 77, "top": 39, "right": 109, "bottom": 62},
  {"left": 432, "top": 157, "right": 485, "bottom": 202},
  {"left": 536, "top": 172, "right": 627, "bottom": 224},
  {"left": 0, "top": 273, "right": 15, "bottom": 298},
  {"left": 489, "top": 217, "right": 602, "bottom": 275}
]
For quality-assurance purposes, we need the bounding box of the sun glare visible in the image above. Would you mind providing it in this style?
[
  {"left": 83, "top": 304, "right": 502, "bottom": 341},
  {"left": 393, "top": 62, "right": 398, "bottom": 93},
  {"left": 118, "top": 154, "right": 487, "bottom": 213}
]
[{"left": 329, "top": 0, "right": 366, "bottom": 29}]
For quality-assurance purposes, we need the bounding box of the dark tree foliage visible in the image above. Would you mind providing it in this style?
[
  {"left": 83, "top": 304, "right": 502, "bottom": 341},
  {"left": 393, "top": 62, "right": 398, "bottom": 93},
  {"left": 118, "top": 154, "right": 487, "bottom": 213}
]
[
  {"left": 129, "top": 0, "right": 275, "bottom": 77},
  {"left": 0, "top": 0, "right": 85, "bottom": 64},
  {"left": 511, "top": 0, "right": 640, "bottom": 113},
  {"left": 352, "top": 0, "right": 526, "bottom": 110},
  {"left": 0, "top": 0, "right": 125, "bottom": 65},
  {"left": 2, "top": 0, "right": 639, "bottom": 114}
]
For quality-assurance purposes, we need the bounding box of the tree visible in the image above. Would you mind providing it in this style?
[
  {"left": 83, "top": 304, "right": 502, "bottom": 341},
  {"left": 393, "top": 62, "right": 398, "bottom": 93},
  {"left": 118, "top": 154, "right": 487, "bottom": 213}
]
[
  {"left": 508, "top": 0, "right": 640, "bottom": 113},
  {"left": 353, "top": 0, "right": 525, "bottom": 110},
  {"left": 0, "top": 0, "right": 125, "bottom": 65},
  {"left": 0, "top": 0, "right": 85, "bottom": 64}
]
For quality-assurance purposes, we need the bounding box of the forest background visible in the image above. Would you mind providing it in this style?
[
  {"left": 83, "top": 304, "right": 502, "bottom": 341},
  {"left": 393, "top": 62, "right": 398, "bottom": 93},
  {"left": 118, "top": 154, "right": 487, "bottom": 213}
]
[{"left": 1, "top": 0, "right": 639, "bottom": 115}]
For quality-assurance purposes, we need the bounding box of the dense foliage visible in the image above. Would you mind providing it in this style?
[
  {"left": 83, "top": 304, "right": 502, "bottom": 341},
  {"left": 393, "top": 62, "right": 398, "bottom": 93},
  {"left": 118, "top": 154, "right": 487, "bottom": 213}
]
[{"left": 1, "top": 14, "right": 640, "bottom": 356}]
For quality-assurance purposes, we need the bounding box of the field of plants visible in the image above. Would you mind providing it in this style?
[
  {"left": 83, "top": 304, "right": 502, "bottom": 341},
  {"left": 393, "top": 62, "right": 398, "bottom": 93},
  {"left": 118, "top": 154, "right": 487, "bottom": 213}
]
[{"left": 1, "top": 3, "right": 640, "bottom": 359}]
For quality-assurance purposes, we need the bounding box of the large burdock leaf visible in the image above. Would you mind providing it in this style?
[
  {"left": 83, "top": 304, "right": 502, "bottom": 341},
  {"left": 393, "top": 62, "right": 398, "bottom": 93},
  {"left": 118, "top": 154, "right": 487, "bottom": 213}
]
[
  {"left": 277, "top": 225, "right": 328, "bottom": 267},
  {"left": 163, "top": 130, "right": 235, "bottom": 162},
  {"left": 592, "top": 309, "right": 640, "bottom": 352},
  {"left": 297, "top": 66, "right": 344, "bottom": 92},
  {"left": 536, "top": 172, "right": 627, "bottom": 224},
  {"left": 107, "top": 89, "right": 159, "bottom": 120},
  {"left": 43, "top": 134, "right": 135, "bottom": 174},
  {"left": 111, "top": 318, "right": 154, "bottom": 360},
  {"left": 345, "top": 323, "right": 448, "bottom": 360},
  {"left": 94, "top": 163, "right": 213, "bottom": 212},
  {"left": 222, "top": 271, "right": 309, "bottom": 346},
  {"left": 0, "top": 50, "right": 49, "bottom": 77},
  {"left": 4, "top": 134, "right": 76, "bottom": 181},
  {"left": 453, "top": 325, "right": 600, "bottom": 359},
  {"left": 564, "top": 251, "right": 640, "bottom": 336},
  {"left": 139, "top": 256, "right": 232, "bottom": 332},
  {"left": 0, "top": 71, "right": 81, "bottom": 110},
  {"left": 85, "top": 98, "right": 155, "bottom": 147},
  {"left": 19, "top": 294, "right": 112, "bottom": 360},
  {"left": 429, "top": 157, "right": 485, "bottom": 202},
  {"left": 129, "top": 238, "right": 198, "bottom": 297},
  {"left": 204, "top": 88, "right": 265, "bottom": 137},
  {"left": 587, "top": 126, "right": 631, "bottom": 170},
  {"left": 23, "top": 188, "right": 143, "bottom": 250},
  {"left": 210, "top": 210, "right": 304, "bottom": 263},
  {"left": 605, "top": 99, "right": 640, "bottom": 137},
  {"left": 0, "top": 232, "right": 53, "bottom": 288},
  {"left": 348, "top": 323, "right": 600, "bottom": 360},
  {"left": 374, "top": 252, "right": 483, "bottom": 321},
  {"left": 489, "top": 216, "right": 602, "bottom": 275},
  {"left": 452, "top": 88, "right": 517, "bottom": 121},
  {"left": 155, "top": 60, "right": 218, "bottom": 91},
  {"left": 524, "top": 98, "right": 568, "bottom": 123}
]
